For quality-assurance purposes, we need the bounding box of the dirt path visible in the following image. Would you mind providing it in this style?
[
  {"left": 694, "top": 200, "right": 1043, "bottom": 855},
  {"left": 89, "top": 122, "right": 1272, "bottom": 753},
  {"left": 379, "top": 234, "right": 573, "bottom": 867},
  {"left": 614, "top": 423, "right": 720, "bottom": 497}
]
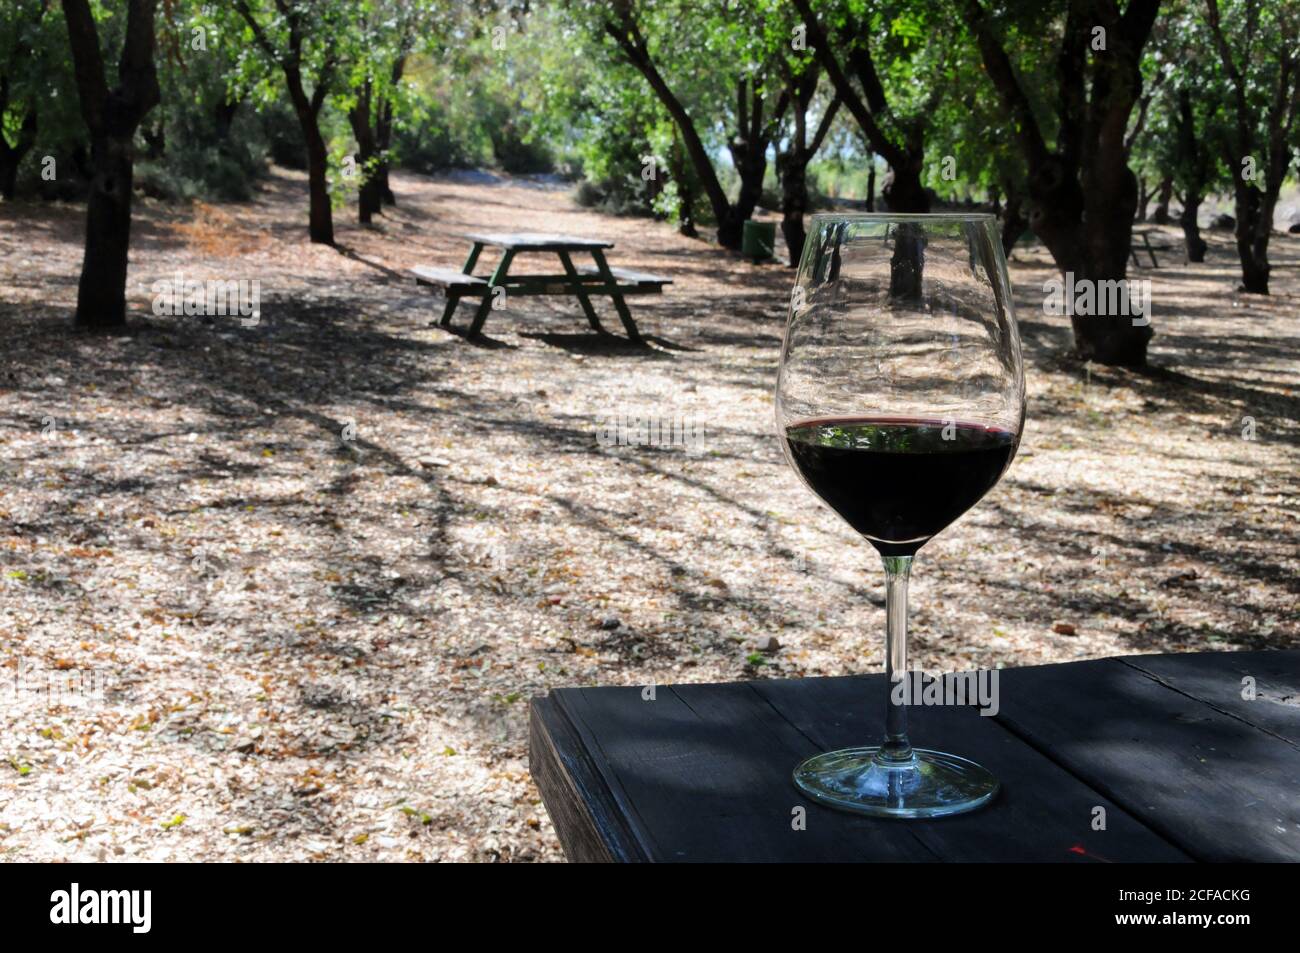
[{"left": 0, "top": 168, "right": 1296, "bottom": 861}]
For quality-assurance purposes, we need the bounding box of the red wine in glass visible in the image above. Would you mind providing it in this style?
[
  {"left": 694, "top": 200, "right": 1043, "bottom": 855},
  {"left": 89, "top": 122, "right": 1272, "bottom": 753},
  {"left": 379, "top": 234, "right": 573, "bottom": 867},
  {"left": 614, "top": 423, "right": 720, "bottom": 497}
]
[{"left": 783, "top": 416, "right": 1018, "bottom": 557}]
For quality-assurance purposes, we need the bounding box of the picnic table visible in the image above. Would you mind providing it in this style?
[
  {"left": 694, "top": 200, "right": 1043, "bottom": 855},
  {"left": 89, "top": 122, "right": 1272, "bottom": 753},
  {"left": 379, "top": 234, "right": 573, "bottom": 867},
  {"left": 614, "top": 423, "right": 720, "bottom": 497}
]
[
  {"left": 529, "top": 649, "right": 1300, "bottom": 862},
  {"left": 411, "top": 232, "right": 671, "bottom": 341},
  {"left": 1130, "top": 227, "right": 1175, "bottom": 268}
]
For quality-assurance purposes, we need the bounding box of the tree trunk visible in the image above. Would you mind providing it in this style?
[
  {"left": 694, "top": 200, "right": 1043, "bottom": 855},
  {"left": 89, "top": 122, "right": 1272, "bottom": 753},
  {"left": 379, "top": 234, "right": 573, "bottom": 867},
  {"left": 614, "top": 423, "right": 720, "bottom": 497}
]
[
  {"left": 1134, "top": 176, "right": 1149, "bottom": 222},
  {"left": 0, "top": 23, "right": 41, "bottom": 201},
  {"left": 1000, "top": 186, "right": 1027, "bottom": 256},
  {"left": 1024, "top": 156, "right": 1086, "bottom": 278},
  {"left": 303, "top": 119, "right": 333, "bottom": 244},
  {"left": 880, "top": 158, "right": 929, "bottom": 213},
  {"left": 667, "top": 132, "right": 697, "bottom": 237},
  {"left": 141, "top": 121, "right": 165, "bottom": 159},
  {"left": 777, "top": 80, "right": 836, "bottom": 266},
  {"left": 1232, "top": 181, "right": 1269, "bottom": 292},
  {"left": 1076, "top": 160, "right": 1151, "bottom": 366},
  {"left": 1174, "top": 91, "right": 1209, "bottom": 264},
  {"left": 74, "top": 135, "right": 136, "bottom": 328},
  {"left": 284, "top": 75, "right": 333, "bottom": 244},
  {"left": 722, "top": 163, "right": 762, "bottom": 248},
  {"left": 1204, "top": 0, "right": 1298, "bottom": 295},
  {"left": 779, "top": 152, "right": 808, "bottom": 265},
  {"left": 236, "top": 0, "right": 337, "bottom": 245},
  {"left": 213, "top": 96, "right": 240, "bottom": 141},
  {"left": 791, "top": 0, "right": 931, "bottom": 215},
  {"left": 61, "top": 0, "right": 161, "bottom": 331},
  {"left": 349, "top": 83, "right": 382, "bottom": 225},
  {"left": 1180, "top": 193, "right": 1207, "bottom": 262},
  {"left": 724, "top": 134, "right": 767, "bottom": 250},
  {"left": 722, "top": 81, "right": 787, "bottom": 249},
  {"left": 964, "top": 0, "right": 1159, "bottom": 367},
  {"left": 375, "top": 97, "right": 396, "bottom": 205},
  {"left": 374, "top": 54, "right": 405, "bottom": 207},
  {"left": 0, "top": 155, "right": 18, "bottom": 201},
  {"left": 678, "top": 181, "right": 697, "bottom": 237},
  {"left": 1018, "top": 129, "right": 1151, "bottom": 367},
  {"left": 1151, "top": 175, "right": 1173, "bottom": 224}
]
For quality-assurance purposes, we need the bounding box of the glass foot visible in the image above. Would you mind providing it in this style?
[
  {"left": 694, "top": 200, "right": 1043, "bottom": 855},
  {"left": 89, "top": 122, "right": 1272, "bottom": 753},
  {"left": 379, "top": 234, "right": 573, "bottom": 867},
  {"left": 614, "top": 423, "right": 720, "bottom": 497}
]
[{"left": 793, "top": 746, "right": 998, "bottom": 818}]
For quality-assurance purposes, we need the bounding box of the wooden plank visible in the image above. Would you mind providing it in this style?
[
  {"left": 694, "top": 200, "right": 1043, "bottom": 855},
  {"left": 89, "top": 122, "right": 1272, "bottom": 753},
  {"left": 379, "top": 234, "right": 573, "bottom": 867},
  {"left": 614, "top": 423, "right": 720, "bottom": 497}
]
[
  {"left": 410, "top": 265, "right": 487, "bottom": 291},
  {"left": 486, "top": 274, "right": 665, "bottom": 295},
  {"left": 1117, "top": 650, "right": 1300, "bottom": 746},
  {"left": 552, "top": 680, "right": 938, "bottom": 862},
  {"left": 537, "top": 670, "right": 1188, "bottom": 862},
  {"left": 576, "top": 264, "right": 673, "bottom": 286},
  {"left": 413, "top": 269, "right": 663, "bottom": 297},
  {"left": 749, "top": 674, "right": 1190, "bottom": 863},
  {"left": 995, "top": 657, "right": 1300, "bottom": 862},
  {"left": 461, "top": 232, "right": 615, "bottom": 250},
  {"left": 500, "top": 282, "right": 662, "bottom": 297},
  {"left": 528, "top": 696, "right": 649, "bottom": 862}
]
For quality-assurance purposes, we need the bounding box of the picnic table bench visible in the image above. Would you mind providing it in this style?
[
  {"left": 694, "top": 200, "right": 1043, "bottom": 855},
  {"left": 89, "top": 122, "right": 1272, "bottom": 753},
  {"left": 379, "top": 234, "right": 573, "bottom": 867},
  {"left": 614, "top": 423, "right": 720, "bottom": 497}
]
[
  {"left": 530, "top": 649, "right": 1300, "bottom": 862},
  {"left": 411, "top": 232, "right": 671, "bottom": 341}
]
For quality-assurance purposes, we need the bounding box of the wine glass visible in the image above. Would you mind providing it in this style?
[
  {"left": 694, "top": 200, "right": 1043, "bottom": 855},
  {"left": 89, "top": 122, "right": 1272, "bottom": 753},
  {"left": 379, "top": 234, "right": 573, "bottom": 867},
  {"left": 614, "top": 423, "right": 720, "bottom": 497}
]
[{"left": 775, "top": 213, "right": 1025, "bottom": 817}]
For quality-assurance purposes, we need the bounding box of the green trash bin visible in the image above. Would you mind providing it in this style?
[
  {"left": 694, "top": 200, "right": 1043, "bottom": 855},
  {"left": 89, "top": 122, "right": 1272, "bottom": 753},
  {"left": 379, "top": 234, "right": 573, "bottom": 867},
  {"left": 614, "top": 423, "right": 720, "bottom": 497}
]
[{"left": 742, "top": 220, "right": 776, "bottom": 262}]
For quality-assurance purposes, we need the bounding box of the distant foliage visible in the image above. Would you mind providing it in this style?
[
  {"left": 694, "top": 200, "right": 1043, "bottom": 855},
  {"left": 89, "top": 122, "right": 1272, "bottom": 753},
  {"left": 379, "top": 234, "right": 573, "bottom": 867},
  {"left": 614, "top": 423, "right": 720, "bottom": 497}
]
[{"left": 136, "top": 105, "right": 276, "bottom": 203}]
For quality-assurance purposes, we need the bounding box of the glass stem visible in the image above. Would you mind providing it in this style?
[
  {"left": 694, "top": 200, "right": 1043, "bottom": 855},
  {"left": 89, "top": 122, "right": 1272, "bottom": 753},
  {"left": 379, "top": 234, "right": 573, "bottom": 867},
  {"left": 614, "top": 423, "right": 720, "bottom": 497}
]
[{"left": 878, "top": 554, "right": 915, "bottom": 766}]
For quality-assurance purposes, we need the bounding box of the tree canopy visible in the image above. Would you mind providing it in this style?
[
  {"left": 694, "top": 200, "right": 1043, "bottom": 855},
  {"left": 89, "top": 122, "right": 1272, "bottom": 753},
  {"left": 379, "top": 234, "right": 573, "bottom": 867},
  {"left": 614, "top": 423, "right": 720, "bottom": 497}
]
[{"left": 0, "top": 0, "right": 1296, "bottom": 359}]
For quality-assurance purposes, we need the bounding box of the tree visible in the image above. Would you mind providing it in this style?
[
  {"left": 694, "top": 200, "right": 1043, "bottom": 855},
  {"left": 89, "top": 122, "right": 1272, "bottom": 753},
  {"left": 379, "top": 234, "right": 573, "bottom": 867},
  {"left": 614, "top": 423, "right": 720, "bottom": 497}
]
[
  {"left": 1150, "top": 174, "right": 1173, "bottom": 223},
  {"left": 2, "top": 1, "right": 81, "bottom": 201},
  {"left": 229, "top": 0, "right": 356, "bottom": 244},
  {"left": 1135, "top": 1, "right": 1231, "bottom": 263},
  {"left": 742, "top": 0, "right": 844, "bottom": 264},
  {"left": 790, "top": 0, "right": 949, "bottom": 214},
  {"left": 1172, "top": 87, "right": 1220, "bottom": 261},
  {"left": 724, "top": 71, "right": 790, "bottom": 248},
  {"left": 1204, "top": 0, "right": 1300, "bottom": 294},
  {"left": 343, "top": 1, "right": 440, "bottom": 222},
  {"left": 0, "top": 0, "right": 53, "bottom": 200},
  {"left": 962, "top": 0, "right": 1162, "bottom": 367},
  {"left": 598, "top": 0, "right": 789, "bottom": 249},
  {"left": 61, "top": 0, "right": 160, "bottom": 330},
  {"left": 775, "top": 62, "right": 840, "bottom": 264},
  {"left": 910, "top": 18, "right": 1039, "bottom": 253}
]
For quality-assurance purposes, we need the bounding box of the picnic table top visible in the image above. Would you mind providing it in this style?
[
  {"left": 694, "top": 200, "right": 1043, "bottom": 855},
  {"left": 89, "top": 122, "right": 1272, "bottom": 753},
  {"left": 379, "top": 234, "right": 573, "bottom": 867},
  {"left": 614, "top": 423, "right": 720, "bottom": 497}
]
[
  {"left": 529, "top": 649, "right": 1300, "bottom": 863},
  {"left": 460, "top": 232, "right": 615, "bottom": 251}
]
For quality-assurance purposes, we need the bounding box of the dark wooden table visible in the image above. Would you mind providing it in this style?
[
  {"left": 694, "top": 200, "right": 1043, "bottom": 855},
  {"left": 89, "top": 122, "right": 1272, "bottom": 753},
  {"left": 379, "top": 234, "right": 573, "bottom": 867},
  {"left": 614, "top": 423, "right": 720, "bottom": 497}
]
[
  {"left": 529, "top": 650, "right": 1300, "bottom": 862},
  {"left": 411, "top": 232, "right": 670, "bottom": 340}
]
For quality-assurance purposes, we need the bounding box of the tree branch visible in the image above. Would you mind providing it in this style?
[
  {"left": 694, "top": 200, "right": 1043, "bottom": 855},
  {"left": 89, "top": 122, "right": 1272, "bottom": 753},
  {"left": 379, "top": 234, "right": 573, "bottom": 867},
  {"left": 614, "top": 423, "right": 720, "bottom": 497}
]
[
  {"left": 1093, "top": 0, "right": 1161, "bottom": 162},
  {"left": 601, "top": 10, "right": 731, "bottom": 225},
  {"left": 60, "top": 0, "right": 109, "bottom": 134},
  {"left": 117, "top": 0, "right": 161, "bottom": 125},
  {"left": 808, "top": 93, "right": 842, "bottom": 157},
  {"left": 789, "top": 0, "right": 906, "bottom": 168},
  {"left": 233, "top": 0, "right": 280, "bottom": 63},
  {"left": 1056, "top": 0, "right": 1088, "bottom": 164},
  {"left": 961, "top": 0, "right": 1049, "bottom": 168},
  {"left": 1204, "top": 0, "right": 1251, "bottom": 154}
]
